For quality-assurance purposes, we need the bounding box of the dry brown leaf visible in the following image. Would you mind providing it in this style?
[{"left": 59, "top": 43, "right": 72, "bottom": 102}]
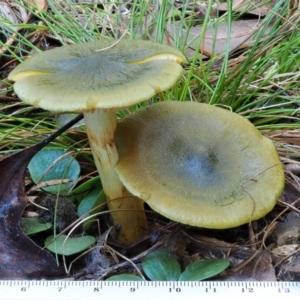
[
  {"left": 272, "top": 245, "right": 299, "bottom": 257},
  {"left": 0, "top": 1, "right": 28, "bottom": 31},
  {"left": 273, "top": 211, "right": 300, "bottom": 246},
  {"left": 200, "top": 19, "right": 263, "bottom": 57},
  {"left": 28, "top": 0, "right": 48, "bottom": 11},
  {"left": 0, "top": 1, "right": 29, "bottom": 54},
  {"left": 166, "top": 19, "right": 269, "bottom": 58},
  {"left": 135, "top": 1, "right": 274, "bottom": 58},
  {"left": 218, "top": 0, "right": 278, "bottom": 16},
  {"left": 277, "top": 251, "right": 300, "bottom": 281},
  {"left": 0, "top": 0, "right": 47, "bottom": 55},
  {"left": 228, "top": 250, "right": 277, "bottom": 281}
]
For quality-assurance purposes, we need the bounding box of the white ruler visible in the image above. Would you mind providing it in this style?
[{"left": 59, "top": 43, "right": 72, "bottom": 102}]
[{"left": 0, "top": 281, "right": 299, "bottom": 300}]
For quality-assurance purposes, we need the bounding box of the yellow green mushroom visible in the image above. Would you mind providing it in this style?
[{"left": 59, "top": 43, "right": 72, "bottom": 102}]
[
  {"left": 115, "top": 101, "right": 285, "bottom": 228},
  {"left": 8, "top": 39, "right": 186, "bottom": 244}
]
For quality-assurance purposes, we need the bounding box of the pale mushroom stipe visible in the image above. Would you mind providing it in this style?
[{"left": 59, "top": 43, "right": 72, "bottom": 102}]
[
  {"left": 115, "top": 101, "right": 285, "bottom": 228},
  {"left": 8, "top": 39, "right": 186, "bottom": 244}
]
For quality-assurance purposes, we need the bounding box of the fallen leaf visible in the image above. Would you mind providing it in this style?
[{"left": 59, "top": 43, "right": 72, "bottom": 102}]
[
  {"left": 28, "top": 0, "right": 48, "bottom": 11},
  {"left": 0, "top": 146, "right": 65, "bottom": 279},
  {"left": 0, "top": 0, "right": 47, "bottom": 55},
  {"left": 0, "top": 114, "right": 82, "bottom": 279},
  {"left": 273, "top": 211, "right": 300, "bottom": 246},
  {"left": 164, "top": 19, "right": 270, "bottom": 58},
  {"left": 277, "top": 251, "right": 300, "bottom": 281},
  {"left": 272, "top": 245, "right": 299, "bottom": 257},
  {"left": 201, "top": 20, "right": 262, "bottom": 56},
  {"left": 218, "top": 0, "right": 278, "bottom": 17},
  {"left": 0, "top": 1, "right": 28, "bottom": 43},
  {"left": 228, "top": 250, "right": 277, "bottom": 281}
]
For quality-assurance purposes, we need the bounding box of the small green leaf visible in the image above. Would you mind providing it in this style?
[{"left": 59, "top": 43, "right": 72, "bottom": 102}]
[
  {"left": 142, "top": 250, "right": 181, "bottom": 281},
  {"left": 69, "top": 176, "right": 102, "bottom": 201},
  {"left": 21, "top": 217, "right": 52, "bottom": 235},
  {"left": 178, "top": 259, "right": 229, "bottom": 281},
  {"left": 106, "top": 274, "right": 144, "bottom": 281},
  {"left": 45, "top": 234, "right": 96, "bottom": 256},
  {"left": 28, "top": 149, "right": 80, "bottom": 195},
  {"left": 77, "top": 188, "right": 106, "bottom": 230},
  {"left": 77, "top": 188, "right": 106, "bottom": 217}
]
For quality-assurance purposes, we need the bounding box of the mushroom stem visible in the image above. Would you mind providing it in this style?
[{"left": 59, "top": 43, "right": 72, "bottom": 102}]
[{"left": 84, "top": 108, "right": 147, "bottom": 244}]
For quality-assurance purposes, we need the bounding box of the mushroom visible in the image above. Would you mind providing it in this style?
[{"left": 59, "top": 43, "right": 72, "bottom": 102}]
[
  {"left": 8, "top": 39, "right": 186, "bottom": 244},
  {"left": 115, "top": 101, "right": 285, "bottom": 228}
]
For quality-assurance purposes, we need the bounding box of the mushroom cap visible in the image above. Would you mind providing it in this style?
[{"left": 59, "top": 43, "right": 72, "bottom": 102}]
[
  {"left": 115, "top": 101, "right": 285, "bottom": 229},
  {"left": 8, "top": 40, "right": 185, "bottom": 112}
]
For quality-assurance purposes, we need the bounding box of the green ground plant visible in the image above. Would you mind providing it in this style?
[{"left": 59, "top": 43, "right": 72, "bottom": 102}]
[{"left": 106, "top": 249, "right": 229, "bottom": 281}]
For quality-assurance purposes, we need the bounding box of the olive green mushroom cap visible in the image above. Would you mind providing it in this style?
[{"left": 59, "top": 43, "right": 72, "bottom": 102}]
[
  {"left": 115, "top": 101, "right": 285, "bottom": 229},
  {"left": 8, "top": 40, "right": 185, "bottom": 112}
]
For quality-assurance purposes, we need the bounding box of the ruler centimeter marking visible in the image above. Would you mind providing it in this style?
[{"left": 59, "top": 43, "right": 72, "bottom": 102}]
[{"left": 0, "top": 281, "right": 299, "bottom": 300}]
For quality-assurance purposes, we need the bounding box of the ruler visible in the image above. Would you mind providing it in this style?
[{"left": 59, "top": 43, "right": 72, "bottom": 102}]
[{"left": 0, "top": 281, "right": 299, "bottom": 300}]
